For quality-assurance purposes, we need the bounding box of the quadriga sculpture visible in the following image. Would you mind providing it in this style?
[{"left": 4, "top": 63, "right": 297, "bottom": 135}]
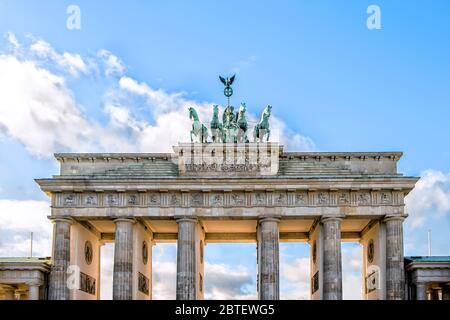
[
  {"left": 188, "top": 107, "right": 208, "bottom": 143},
  {"left": 253, "top": 105, "right": 272, "bottom": 142},
  {"left": 236, "top": 103, "right": 249, "bottom": 143},
  {"left": 210, "top": 105, "right": 223, "bottom": 143}
]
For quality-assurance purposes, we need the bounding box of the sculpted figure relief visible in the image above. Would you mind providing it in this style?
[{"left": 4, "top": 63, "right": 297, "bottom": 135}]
[
  {"left": 210, "top": 105, "right": 223, "bottom": 143},
  {"left": 222, "top": 104, "right": 238, "bottom": 143}
]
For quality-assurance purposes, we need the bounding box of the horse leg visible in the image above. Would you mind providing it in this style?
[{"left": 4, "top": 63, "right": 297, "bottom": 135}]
[
  {"left": 190, "top": 129, "right": 194, "bottom": 143},
  {"left": 203, "top": 126, "right": 208, "bottom": 143},
  {"left": 266, "top": 128, "right": 271, "bottom": 142}
]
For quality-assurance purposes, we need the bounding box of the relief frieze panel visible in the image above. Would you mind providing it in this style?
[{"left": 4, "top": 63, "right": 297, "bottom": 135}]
[
  {"left": 274, "top": 192, "right": 287, "bottom": 206},
  {"left": 253, "top": 192, "right": 266, "bottom": 206},
  {"left": 54, "top": 188, "right": 403, "bottom": 208},
  {"left": 211, "top": 193, "right": 224, "bottom": 207}
]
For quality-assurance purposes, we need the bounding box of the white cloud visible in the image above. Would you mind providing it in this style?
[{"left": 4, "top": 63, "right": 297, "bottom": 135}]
[
  {"left": 115, "top": 76, "right": 315, "bottom": 152},
  {"left": 6, "top": 32, "right": 20, "bottom": 51},
  {"left": 280, "top": 245, "right": 362, "bottom": 300},
  {"left": 204, "top": 262, "right": 256, "bottom": 300},
  {"left": 0, "top": 200, "right": 52, "bottom": 257},
  {"left": 119, "top": 76, "right": 189, "bottom": 114},
  {"left": 100, "top": 243, "right": 114, "bottom": 300},
  {"left": 342, "top": 245, "right": 362, "bottom": 300},
  {"left": 1, "top": 33, "right": 315, "bottom": 158},
  {"left": 30, "top": 39, "right": 89, "bottom": 77},
  {"left": 97, "top": 49, "right": 125, "bottom": 77},
  {"left": 0, "top": 55, "right": 133, "bottom": 157},
  {"left": 280, "top": 257, "right": 310, "bottom": 299},
  {"left": 152, "top": 260, "right": 177, "bottom": 300},
  {"left": 269, "top": 116, "right": 316, "bottom": 151},
  {"left": 99, "top": 243, "right": 257, "bottom": 300},
  {"left": 152, "top": 256, "right": 256, "bottom": 300},
  {"left": 405, "top": 170, "right": 450, "bottom": 228}
]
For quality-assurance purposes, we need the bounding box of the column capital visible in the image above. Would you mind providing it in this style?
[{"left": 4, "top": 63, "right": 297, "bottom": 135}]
[
  {"left": 384, "top": 214, "right": 408, "bottom": 223},
  {"left": 258, "top": 215, "right": 281, "bottom": 224},
  {"left": 26, "top": 280, "right": 43, "bottom": 287},
  {"left": 113, "top": 217, "right": 136, "bottom": 224},
  {"left": 321, "top": 215, "right": 345, "bottom": 223},
  {"left": 48, "top": 216, "right": 74, "bottom": 224},
  {"left": 175, "top": 216, "right": 198, "bottom": 224}
]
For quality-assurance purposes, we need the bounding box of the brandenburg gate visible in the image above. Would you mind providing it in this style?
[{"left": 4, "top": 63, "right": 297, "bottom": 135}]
[
  {"left": 35, "top": 76, "right": 418, "bottom": 300},
  {"left": 36, "top": 143, "right": 418, "bottom": 300}
]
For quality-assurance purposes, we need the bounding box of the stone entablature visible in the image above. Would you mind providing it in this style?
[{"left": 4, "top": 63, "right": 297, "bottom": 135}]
[
  {"left": 49, "top": 189, "right": 407, "bottom": 209},
  {"left": 37, "top": 148, "right": 416, "bottom": 219},
  {"left": 406, "top": 258, "right": 450, "bottom": 283},
  {"left": 0, "top": 258, "right": 51, "bottom": 300},
  {"left": 405, "top": 257, "right": 450, "bottom": 300}
]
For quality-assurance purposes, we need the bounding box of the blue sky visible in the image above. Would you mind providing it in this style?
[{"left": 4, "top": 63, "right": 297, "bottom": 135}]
[{"left": 0, "top": 0, "right": 449, "bottom": 299}]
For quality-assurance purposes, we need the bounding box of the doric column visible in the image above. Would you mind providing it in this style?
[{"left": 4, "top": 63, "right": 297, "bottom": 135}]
[
  {"left": 321, "top": 216, "right": 343, "bottom": 300},
  {"left": 113, "top": 218, "right": 135, "bottom": 300},
  {"left": 384, "top": 215, "right": 406, "bottom": 300},
  {"left": 442, "top": 285, "right": 450, "bottom": 300},
  {"left": 176, "top": 217, "right": 198, "bottom": 300},
  {"left": 429, "top": 288, "right": 440, "bottom": 300},
  {"left": 415, "top": 282, "right": 427, "bottom": 300},
  {"left": 257, "top": 216, "right": 280, "bottom": 300},
  {"left": 49, "top": 217, "right": 73, "bottom": 300},
  {"left": 27, "top": 281, "right": 42, "bottom": 300}
]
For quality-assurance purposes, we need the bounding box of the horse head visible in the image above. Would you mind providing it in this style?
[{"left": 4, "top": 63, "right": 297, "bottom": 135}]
[
  {"left": 188, "top": 107, "right": 198, "bottom": 121},
  {"left": 213, "top": 105, "right": 219, "bottom": 117},
  {"left": 263, "top": 105, "right": 272, "bottom": 119},
  {"left": 239, "top": 102, "right": 247, "bottom": 115}
]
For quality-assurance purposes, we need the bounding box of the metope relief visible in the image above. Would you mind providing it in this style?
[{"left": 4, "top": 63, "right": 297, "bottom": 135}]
[
  {"left": 274, "top": 192, "right": 287, "bottom": 206},
  {"left": 64, "top": 194, "right": 76, "bottom": 207},
  {"left": 231, "top": 193, "right": 245, "bottom": 206},
  {"left": 338, "top": 192, "right": 350, "bottom": 205},
  {"left": 317, "top": 192, "right": 329, "bottom": 205},
  {"left": 127, "top": 194, "right": 138, "bottom": 206},
  {"left": 357, "top": 192, "right": 371, "bottom": 205},
  {"left": 295, "top": 192, "right": 308, "bottom": 206},
  {"left": 380, "top": 192, "right": 392, "bottom": 204},
  {"left": 84, "top": 194, "right": 97, "bottom": 206},
  {"left": 190, "top": 193, "right": 203, "bottom": 206},
  {"left": 169, "top": 193, "right": 181, "bottom": 206},
  {"left": 253, "top": 192, "right": 266, "bottom": 206},
  {"left": 148, "top": 193, "right": 161, "bottom": 206},
  {"left": 211, "top": 193, "right": 223, "bottom": 207},
  {"left": 106, "top": 194, "right": 118, "bottom": 206}
]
